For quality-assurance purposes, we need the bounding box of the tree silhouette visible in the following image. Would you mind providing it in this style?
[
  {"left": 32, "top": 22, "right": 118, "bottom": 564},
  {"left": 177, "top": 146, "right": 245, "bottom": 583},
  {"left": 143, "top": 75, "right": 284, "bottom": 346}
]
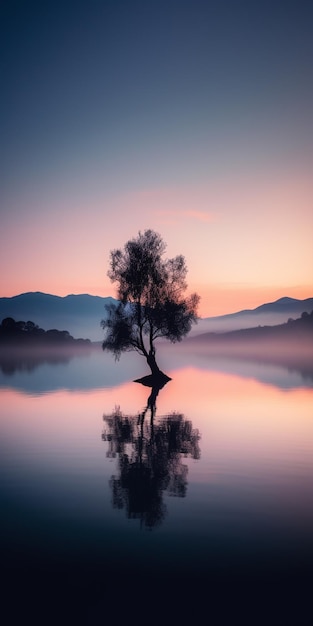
[
  {"left": 101, "top": 230, "right": 199, "bottom": 377},
  {"left": 102, "top": 383, "right": 200, "bottom": 529}
]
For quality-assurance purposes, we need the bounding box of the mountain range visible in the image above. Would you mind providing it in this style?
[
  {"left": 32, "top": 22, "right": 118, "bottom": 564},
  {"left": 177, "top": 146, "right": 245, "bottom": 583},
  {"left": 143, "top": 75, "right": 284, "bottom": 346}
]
[
  {"left": 0, "top": 293, "right": 116, "bottom": 341},
  {"left": 0, "top": 292, "right": 312, "bottom": 341},
  {"left": 192, "top": 296, "right": 313, "bottom": 335}
]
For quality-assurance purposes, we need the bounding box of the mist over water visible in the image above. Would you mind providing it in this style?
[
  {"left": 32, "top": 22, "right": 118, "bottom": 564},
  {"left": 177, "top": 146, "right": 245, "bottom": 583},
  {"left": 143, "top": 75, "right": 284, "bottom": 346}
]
[{"left": 0, "top": 337, "right": 312, "bottom": 393}]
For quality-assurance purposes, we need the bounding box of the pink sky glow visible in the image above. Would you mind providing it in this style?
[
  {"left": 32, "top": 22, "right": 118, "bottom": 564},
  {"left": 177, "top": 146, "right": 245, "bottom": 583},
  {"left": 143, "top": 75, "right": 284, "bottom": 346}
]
[{"left": 1, "top": 169, "right": 312, "bottom": 317}]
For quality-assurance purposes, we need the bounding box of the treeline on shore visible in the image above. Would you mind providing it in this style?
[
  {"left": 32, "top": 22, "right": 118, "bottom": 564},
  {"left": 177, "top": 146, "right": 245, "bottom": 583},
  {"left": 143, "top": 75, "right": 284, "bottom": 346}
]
[{"left": 0, "top": 317, "right": 91, "bottom": 346}]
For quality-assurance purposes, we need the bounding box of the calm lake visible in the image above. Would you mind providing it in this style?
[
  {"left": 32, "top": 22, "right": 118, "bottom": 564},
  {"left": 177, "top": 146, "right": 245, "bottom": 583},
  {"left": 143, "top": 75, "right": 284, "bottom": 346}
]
[{"left": 1, "top": 343, "right": 312, "bottom": 625}]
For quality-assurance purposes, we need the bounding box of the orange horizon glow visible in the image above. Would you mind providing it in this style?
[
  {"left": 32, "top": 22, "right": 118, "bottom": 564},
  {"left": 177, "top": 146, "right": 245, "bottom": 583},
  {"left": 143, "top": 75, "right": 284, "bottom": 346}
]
[
  {"left": 1, "top": 169, "right": 312, "bottom": 318},
  {"left": 194, "top": 284, "right": 313, "bottom": 317},
  {"left": 0, "top": 283, "right": 312, "bottom": 318}
]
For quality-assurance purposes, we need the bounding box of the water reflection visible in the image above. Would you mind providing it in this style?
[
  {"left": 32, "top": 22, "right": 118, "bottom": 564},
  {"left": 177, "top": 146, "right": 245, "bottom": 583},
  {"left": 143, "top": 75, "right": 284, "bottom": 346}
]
[
  {"left": 0, "top": 347, "right": 74, "bottom": 375},
  {"left": 102, "top": 381, "right": 201, "bottom": 528},
  {"left": 1, "top": 365, "right": 312, "bottom": 625}
]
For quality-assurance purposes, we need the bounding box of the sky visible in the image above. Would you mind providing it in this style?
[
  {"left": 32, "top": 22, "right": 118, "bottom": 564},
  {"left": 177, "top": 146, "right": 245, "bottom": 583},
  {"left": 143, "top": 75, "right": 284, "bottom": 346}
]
[{"left": 1, "top": 0, "right": 313, "bottom": 317}]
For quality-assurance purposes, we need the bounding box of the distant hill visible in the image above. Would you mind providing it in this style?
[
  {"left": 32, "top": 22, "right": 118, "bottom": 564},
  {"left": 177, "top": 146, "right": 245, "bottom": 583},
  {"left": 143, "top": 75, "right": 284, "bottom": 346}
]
[
  {"left": 0, "top": 292, "right": 117, "bottom": 341},
  {"left": 245, "top": 296, "right": 313, "bottom": 314},
  {"left": 186, "top": 311, "right": 313, "bottom": 382},
  {"left": 0, "top": 292, "right": 312, "bottom": 341},
  {"left": 193, "top": 296, "right": 313, "bottom": 335},
  {"left": 189, "top": 309, "right": 313, "bottom": 345}
]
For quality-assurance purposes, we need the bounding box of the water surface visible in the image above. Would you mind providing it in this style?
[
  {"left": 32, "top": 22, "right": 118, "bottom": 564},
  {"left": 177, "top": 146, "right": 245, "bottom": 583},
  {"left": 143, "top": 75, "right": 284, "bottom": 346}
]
[{"left": 1, "top": 345, "right": 312, "bottom": 625}]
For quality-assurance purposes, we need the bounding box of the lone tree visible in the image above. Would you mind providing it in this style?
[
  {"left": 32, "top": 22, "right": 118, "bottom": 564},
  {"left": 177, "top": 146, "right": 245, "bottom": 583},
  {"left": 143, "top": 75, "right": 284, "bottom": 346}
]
[{"left": 101, "top": 230, "right": 200, "bottom": 377}]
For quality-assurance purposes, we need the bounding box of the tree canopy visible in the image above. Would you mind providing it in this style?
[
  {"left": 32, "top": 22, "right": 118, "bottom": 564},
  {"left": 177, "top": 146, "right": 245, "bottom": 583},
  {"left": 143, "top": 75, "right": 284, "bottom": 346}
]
[{"left": 101, "top": 230, "right": 200, "bottom": 373}]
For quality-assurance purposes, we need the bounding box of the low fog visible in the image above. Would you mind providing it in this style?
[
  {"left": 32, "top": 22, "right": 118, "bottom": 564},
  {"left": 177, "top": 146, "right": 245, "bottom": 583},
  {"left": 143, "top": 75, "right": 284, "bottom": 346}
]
[
  {"left": 52, "top": 310, "right": 311, "bottom": 342},
  {"left": 190, "top": 311, "right": 307, "bottom": 336},
  {"left": 184, "top": 327, "right": 313, "bottom": 384}
]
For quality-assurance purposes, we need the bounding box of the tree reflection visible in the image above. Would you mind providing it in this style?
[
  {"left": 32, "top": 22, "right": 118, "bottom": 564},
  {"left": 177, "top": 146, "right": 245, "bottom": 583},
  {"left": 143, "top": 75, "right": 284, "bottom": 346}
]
[{"left": 102, "top": 382, "right": 200, "bottom": 529}]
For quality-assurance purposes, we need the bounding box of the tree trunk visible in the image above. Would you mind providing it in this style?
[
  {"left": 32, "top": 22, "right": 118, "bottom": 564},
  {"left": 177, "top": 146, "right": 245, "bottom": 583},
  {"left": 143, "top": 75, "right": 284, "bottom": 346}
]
[
  {"left": 146, "top": 350, "right": 172, "bottom": 387},
  {"left": 147, "top": 351, "right": 160, "bottom": 376}
]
